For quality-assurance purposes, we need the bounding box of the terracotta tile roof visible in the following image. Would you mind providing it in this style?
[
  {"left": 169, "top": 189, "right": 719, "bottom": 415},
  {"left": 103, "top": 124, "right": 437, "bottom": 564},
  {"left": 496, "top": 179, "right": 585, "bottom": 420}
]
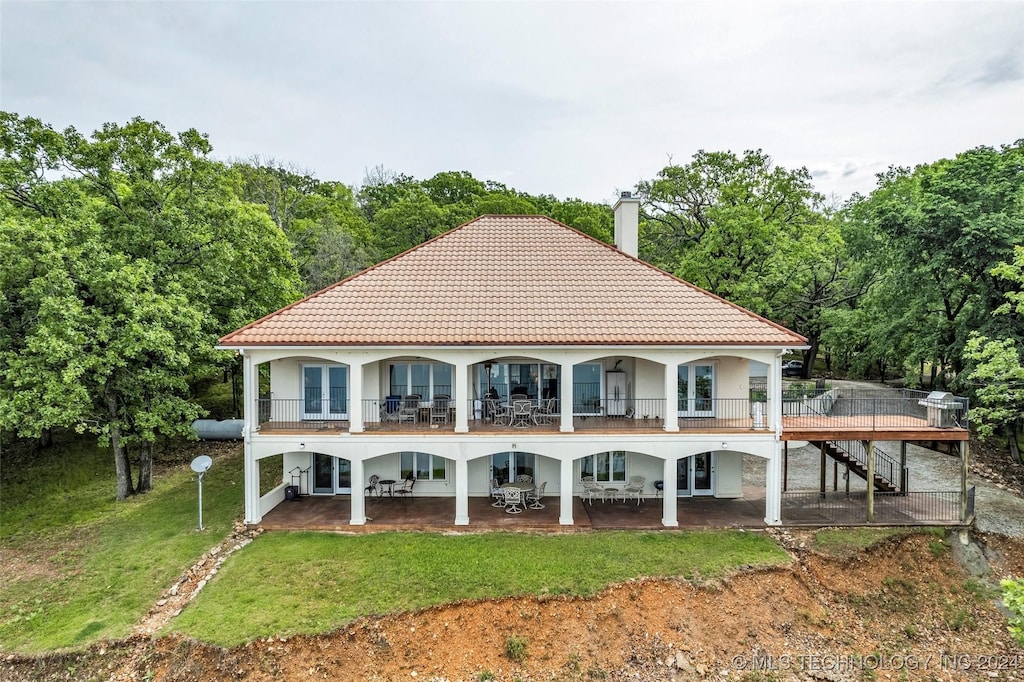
[{"left": 220, "top": 215, "right": 806, "bottom": 347}]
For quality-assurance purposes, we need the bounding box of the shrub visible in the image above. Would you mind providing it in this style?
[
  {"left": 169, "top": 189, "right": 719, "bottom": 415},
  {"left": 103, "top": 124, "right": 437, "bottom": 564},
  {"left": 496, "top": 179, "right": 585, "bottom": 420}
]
[
  {"left": 1002, "top": 578, "right": 1024, "bottom": 646},
  {"left": 505, "top": 634, "right": 528, "bottom": 663}
]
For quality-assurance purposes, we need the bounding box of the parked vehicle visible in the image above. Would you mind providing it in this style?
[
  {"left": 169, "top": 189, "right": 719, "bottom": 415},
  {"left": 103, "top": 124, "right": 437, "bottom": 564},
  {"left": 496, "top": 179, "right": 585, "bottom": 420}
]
[{"left": 782, "top": 360, "right": 804, "bottom": 377}]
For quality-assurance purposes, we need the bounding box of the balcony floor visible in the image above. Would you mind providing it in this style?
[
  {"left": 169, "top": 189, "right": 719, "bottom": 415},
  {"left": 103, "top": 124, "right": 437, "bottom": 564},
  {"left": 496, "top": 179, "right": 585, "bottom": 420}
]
[{"left": 254, "top": 414, "right": 967, "bottom": 441}]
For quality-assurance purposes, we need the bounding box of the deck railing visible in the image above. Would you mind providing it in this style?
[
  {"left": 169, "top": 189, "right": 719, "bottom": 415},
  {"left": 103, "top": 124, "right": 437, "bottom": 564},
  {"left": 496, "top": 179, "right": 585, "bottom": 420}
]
[
  {"left": 253, "top": 388, "right": 969, "bottom": 435},
  {"left": 255, "top": 398, "right": 350, "bottom": 431},
  {"left": 782, "top": 487, "right": 974, "bottom": 525},
  {"left": 782, "top": 388, "right": 969, "bottom": 430}
]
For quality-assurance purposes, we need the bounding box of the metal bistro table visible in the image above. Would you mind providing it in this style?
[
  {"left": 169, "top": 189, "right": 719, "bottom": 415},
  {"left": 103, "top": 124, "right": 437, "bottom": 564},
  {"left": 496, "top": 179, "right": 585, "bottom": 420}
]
[{"left": 378, "top": 479, "right": 397, "bottom": 498}]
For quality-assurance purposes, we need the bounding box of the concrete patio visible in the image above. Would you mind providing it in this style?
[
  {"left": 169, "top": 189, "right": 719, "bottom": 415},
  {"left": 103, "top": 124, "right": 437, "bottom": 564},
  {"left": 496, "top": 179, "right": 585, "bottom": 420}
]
[{"left": 257, "top": 488, "right": 770, "bottom": 532}]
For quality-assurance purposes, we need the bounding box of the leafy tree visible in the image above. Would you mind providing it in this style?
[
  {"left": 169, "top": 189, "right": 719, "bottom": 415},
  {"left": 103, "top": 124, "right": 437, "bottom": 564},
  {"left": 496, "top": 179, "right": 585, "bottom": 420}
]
[
  {"left": 965, "top": 246, "right": 1024, "bottom": 449},
  {"left": 0, "top": 113, "right": 301, "bottom": 498},
  {"left": 637, "top": 149, "right": 834, "bottom": 373},
  {"left": 231, "top": 159, "right": 374, "bottom": 294},
  {"left": 840, "top": 142, "right": 1024, "bottom": 384}
]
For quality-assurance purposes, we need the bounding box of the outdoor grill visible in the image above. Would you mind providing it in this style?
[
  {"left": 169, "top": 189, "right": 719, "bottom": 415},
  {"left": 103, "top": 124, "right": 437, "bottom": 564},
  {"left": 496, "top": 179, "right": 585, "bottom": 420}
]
[{"left": 917, "top": 391, "right": 960, "bottom": 428}]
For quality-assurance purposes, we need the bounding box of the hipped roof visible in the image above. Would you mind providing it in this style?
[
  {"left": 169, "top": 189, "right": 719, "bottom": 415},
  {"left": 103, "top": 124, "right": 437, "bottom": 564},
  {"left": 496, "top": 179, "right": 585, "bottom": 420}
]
[{"left": 219, "top": 215, "right": 806, "bottom": 347}]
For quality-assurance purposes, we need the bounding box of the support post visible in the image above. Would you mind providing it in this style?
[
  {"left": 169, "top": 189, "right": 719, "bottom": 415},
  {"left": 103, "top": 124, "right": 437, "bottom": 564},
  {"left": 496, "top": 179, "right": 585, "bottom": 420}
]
[
  {"left": 349, "top": 361, "right": 364, "bottom": 433},
  {"left": 900, "top": 441, "right": 908, "bottom": 492},
  {"left": 242, "top": 352, "right": 261, "bottom": 524},
  {"left": 662, "top": 457, "right": 678, "bottom": 526},
  {"left": 764, "top": 443, "right": 783, "bottom": 525},
  {"left": 559, "top": 363, "right": 575, "bottom": 433},
  {"left": 783, "top": 442, "right": 789, "bottom": 492},
  {"left": 960, "top": 440, "right": 969, "bottom": 523},
  {"left": 819, "top": 442, "right": 826, "bottom": 498},
  {"left": 454, "top": 362, "right": 469, "bottom": 433},
  {"left": 455, "top": 457, "right": 469, "bottom": 525},
  {"left": 663, "top": 363, "right": 679, "bottom": 432},
  {"left": 349, "top": 458, "right": 366, "bottom": 525},
  {"left": 865, "top": 440, "right": 875, "bottom": 523},
  {"left": 559, "top": 457, "right": 574, "bottom": 525}
]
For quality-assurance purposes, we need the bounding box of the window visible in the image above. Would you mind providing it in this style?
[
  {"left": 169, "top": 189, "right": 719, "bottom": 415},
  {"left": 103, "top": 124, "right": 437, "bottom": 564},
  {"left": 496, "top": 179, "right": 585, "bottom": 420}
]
[
  {"left": 580, "top": 451, "right": 627, "bottom": 484},
  {"left": 400, "top": 452, "right": 446, "bottom": 481},
  {"left": 302, "top": 364, "right": 348, "bottom": 418},
  {"left": 390, "top": 363, "right": 453, "bottom": 399},
  {"left": 490, "top": 452, "right": 535, "bottom": 484}
]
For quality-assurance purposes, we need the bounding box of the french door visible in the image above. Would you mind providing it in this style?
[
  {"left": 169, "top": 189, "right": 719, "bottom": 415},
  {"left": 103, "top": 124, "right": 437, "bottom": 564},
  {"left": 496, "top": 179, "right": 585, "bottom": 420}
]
[
  {"left": 312, "top": 454, "right": 352, "bottom": 494},
  {"left": 303, "top": 365, "right": 348, "bottom": 420},
  {"left": 491, "top": 452, "right": 535, "bottom": 485},
  {"left": 677, "top": 363, "right": 715, "bottom": 417},
  {"left": 676, "top": 452, "right": 715, "bottom": 497}
]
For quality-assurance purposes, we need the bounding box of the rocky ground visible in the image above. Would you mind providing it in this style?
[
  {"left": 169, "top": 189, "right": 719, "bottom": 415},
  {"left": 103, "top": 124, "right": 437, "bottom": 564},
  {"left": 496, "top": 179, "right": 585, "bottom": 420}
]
[{"left": 3, "top": 531, "right": 1023, "bottom": 682}]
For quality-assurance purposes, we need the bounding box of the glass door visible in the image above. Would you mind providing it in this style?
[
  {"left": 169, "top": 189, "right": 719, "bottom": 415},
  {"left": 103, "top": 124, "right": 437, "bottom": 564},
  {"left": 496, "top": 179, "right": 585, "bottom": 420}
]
[
  {"left": 490, "top": 452, "right": 535, "bottom": 485},
  {"left": 304, "top": 365, "right": 349, "bottom": 420},
  {"left": 676, "top": 453, "right": 715, "bottom": 496},
  {"left": 312, "top": 454, "right": 352, "bottom": 494},
  {"left": 692, "top": 452, "right": 714, "bottom": 495},
  {"left": 677, "top": 363, "right": 715, "bottom": 417},
  {"left": 303, "top": 366, "right": 324, "bottom": 419}
]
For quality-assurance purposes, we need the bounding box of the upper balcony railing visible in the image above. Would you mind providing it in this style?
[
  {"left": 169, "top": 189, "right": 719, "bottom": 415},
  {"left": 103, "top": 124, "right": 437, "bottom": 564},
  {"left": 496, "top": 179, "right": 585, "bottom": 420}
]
[{"left": 252, "top": 388, "right": 969, "bottom": 434}]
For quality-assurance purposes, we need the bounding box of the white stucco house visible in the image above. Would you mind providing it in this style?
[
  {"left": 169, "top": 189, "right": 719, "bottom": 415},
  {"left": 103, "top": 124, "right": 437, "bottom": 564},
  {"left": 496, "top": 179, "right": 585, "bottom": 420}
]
[{"left": 218, "top": 193, "right": 970, "bottom": 528}]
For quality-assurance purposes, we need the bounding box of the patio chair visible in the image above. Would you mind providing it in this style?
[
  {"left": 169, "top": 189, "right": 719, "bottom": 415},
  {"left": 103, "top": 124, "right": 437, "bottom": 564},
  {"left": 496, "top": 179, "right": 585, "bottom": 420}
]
[
  {"left": 511, "top": 399, "right": 532, "bottom": 427},
  {"left": 622, "top": 475, "right": 646, "bottom": 505},
  {"left": 487, "top": 399, "right": 511, "bottom": 426},
  {"left": 364, "top": 474, "right": 381, "bottom": 498},
  {"left": 430, "top": 394, "right": 450, "bottom": 424},
  {"left": 581, "top": 476, "right": 605, "bottom": 505},
  {"left": 380, "top": 395, "right": 402, "bottom": 423},
  {"left": 502, "top": 486, "right": 523, "bottom": 514},
  {"left": 490, "top": 478, "right": 506, "bottom": 507},
  {"left": 527, "top": 481, "right": 547, "bottom": 510},
  {"left": 515, "top": 474, "right": 533, "bottom": 483},
  {"left": 393, "top": 476, "right": 415, "bottom": 501},
  {"left": 532, "top": 397, "right": 556, "bottom": 425},
  {"left": 399, "top": 394, "right": 421, "bottom": 423}
]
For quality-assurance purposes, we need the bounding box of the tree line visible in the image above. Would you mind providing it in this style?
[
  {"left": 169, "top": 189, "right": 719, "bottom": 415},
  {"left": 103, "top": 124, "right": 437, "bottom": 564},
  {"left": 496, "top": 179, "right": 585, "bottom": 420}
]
[{"left": 1, "top": 113, "right": 1020, "bottom": 500}]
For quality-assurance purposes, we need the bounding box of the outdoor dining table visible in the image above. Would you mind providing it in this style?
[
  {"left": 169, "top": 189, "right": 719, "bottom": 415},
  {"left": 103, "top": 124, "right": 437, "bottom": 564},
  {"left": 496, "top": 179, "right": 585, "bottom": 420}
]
[
  {"left": 378, "top": 479, "right": 397, "bottom": 497},
  {"left": 501, "top": 481, "right": 535, "bottom": 508}
]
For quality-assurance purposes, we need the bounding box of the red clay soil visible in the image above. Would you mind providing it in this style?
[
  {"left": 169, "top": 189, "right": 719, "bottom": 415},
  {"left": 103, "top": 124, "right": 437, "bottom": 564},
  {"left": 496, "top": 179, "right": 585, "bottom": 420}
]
[{"left": 3, "top": 531, "right": 1023, "bottom": 682}]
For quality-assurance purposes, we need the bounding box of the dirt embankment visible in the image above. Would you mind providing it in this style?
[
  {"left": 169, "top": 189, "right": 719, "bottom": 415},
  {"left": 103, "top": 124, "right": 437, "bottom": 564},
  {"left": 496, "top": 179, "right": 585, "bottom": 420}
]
[{"left": 3, "top": 531, "right": 1023, "bottom": 682}]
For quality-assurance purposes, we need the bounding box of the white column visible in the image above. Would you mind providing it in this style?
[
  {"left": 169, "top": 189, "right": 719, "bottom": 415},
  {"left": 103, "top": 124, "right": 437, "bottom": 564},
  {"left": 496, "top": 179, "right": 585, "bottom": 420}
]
[
  {"left": 764, "top": 443, "right": 782, "bottom": 525},
  {"left": 661, "top": 457, "right": 678, "bottom": 526},
  {"left": 770, "top": 354, "right": 784, "bottom": 437},
  {"left": 559, "top": 456, "right": 575, "bottom": 525},
  {"left": 663, "top": 362, "right": 679, "bottom": 432},
  {"left": 559, "top": 363, "right": 574, "bottom": 432},
  {"left": 454, "top": 457, "right": 469, "bottom": 524},
  {"left": 349, "top": 361, "right": 364, "bottom": 433},
  {"left": 349, "top": 458, "right": 366, "bottom": 525},
  {"left": 454, "top": 361, "right": 469, "bottom": 433},
  {"left": 242, "top": 353, "right": 261, "bottom": 524}
]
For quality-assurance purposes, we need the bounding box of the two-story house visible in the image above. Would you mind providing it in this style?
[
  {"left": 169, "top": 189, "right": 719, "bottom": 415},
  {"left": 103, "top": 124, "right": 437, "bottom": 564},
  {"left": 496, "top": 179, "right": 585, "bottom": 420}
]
[{"left": 219, "top": 193, "right": 971, "bottom": 529}]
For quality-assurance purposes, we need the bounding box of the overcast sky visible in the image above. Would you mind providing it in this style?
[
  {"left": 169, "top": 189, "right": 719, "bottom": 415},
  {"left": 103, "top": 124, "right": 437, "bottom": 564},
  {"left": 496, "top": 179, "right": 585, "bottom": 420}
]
[{"left": 2, "top": 1, "right": 1022, "bottom": 205}]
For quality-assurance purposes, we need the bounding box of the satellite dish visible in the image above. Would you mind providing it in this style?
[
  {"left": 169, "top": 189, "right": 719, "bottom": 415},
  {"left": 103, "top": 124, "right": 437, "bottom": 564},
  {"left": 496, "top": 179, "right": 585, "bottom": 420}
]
[{"left": 190, "top": 455, "right": 213, "bottom": 473}]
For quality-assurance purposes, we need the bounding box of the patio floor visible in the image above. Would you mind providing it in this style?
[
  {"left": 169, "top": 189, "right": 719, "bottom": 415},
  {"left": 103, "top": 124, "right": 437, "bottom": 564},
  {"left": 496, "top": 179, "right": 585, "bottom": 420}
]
[{"left": 257, "top": 488, "right": 770, "bottom": 532}]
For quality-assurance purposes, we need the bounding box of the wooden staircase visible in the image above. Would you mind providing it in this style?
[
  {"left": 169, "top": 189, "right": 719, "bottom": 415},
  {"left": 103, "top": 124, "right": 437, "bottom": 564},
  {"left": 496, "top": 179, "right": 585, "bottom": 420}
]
[{"left": 809, "top": 441, "right": 899, "bottom": 492}]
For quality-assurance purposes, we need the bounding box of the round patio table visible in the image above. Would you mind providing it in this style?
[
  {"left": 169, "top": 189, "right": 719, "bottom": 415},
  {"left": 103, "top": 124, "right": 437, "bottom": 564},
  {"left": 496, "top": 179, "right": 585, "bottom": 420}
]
[{"left": 379, "top": 479, "right": 397, "bottom": 497}]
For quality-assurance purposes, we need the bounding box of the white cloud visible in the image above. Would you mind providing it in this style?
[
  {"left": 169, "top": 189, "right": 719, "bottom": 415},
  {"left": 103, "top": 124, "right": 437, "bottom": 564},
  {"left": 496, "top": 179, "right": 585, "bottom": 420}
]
[{"left": 2, "top": 1, "right": 1021, "bottom": 203}]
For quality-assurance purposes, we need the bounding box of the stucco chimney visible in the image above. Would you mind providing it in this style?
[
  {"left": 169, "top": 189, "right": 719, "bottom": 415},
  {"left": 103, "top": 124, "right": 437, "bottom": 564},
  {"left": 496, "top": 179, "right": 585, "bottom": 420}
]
[{"left": 613, "top": 190, "right": 640, "bottom": 258}]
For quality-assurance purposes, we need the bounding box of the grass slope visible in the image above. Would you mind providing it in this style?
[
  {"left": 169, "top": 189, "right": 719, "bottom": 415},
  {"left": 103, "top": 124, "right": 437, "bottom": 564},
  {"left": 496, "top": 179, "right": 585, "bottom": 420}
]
[
  {"left": 170, "top": 530, "right": 790, "bottom": 646},
  {"left": 0, "top": 434, "right": 244, "bottom": 653}
]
